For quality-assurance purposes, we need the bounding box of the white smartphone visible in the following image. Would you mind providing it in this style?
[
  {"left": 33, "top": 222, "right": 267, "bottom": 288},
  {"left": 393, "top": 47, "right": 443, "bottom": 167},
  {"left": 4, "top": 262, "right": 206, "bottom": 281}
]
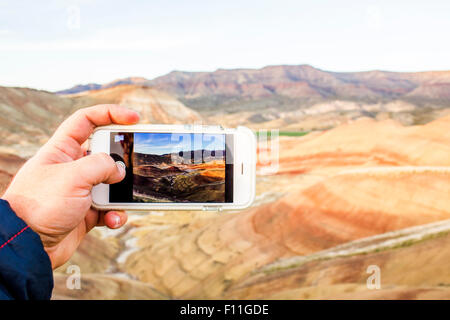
[{"left": 89, "top": 124, "right": 256, "bottom": 211}]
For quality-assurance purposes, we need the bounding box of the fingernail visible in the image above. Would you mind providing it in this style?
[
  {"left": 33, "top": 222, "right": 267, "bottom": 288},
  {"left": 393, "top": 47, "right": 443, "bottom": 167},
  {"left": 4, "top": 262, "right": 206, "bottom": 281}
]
[
  {"left": 113, "top": 215, "right": 121, "bottom": 228},
  {"left": 116, "top": 161, "right": 126, "bottom": 176}
]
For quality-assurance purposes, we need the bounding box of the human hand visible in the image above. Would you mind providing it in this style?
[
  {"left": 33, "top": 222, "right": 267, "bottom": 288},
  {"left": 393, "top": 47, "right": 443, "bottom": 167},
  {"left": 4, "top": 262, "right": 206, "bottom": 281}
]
[{"left": 2, "top": 105, "right": 140, "bottom": 269}]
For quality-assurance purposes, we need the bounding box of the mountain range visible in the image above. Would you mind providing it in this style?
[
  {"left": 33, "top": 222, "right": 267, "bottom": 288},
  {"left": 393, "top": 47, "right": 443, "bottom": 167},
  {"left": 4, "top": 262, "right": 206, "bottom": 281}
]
[
  {"left": 2, "top": 64, "right": 450, "bottom": 158},
  {"left": 58, "top": 65, "right": 450, "bottom": 109},
  {"left": 56, "top": 65, "right": 450, "bottom": 130},
  {"left": 56, "top": 77, "right": 147, "bottom": 95},
  {"left": 134, "top": 149, "right": 224, "bottom": 166}
]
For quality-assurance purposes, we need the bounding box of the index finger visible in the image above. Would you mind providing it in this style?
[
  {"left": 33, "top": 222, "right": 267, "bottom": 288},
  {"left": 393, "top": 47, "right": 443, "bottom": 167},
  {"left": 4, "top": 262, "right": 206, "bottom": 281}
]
[{"left": 53, "top": 104, "right": 140, "bottom": 145}]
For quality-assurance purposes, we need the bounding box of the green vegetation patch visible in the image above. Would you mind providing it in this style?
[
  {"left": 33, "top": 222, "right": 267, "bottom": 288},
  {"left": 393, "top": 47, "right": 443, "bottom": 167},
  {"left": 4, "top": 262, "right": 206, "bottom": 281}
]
[{"left": 254, "top": 130, "right": 309, "bottom": 138}]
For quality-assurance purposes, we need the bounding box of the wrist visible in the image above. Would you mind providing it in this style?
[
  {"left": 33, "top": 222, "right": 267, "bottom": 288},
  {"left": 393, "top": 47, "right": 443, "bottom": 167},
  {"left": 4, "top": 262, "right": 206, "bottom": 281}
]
[
  {"left": 2, "top": 193, "right": 29, "bottom": 229},
  {"left": 2, "top": 193, "right": 50, "bottom": 248},
  {"left": 2, "top": 195, "right": 58, "bottom": 269}
]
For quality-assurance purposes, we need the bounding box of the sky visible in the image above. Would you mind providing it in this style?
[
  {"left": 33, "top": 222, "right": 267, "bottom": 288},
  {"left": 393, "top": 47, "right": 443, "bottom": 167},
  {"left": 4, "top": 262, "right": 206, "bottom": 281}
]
[
  {"left": 134, "top": 133, "right": 225, "bottom": 155},
  {"left": 1, "top": 0, "right": 450, "bottom": 91}
]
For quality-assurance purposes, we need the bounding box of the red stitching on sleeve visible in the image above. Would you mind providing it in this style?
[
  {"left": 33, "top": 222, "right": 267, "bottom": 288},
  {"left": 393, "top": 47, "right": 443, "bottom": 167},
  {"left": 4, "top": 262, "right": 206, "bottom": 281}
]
[{"left": 0, "top": 225, "right": 30, "bottom": 251}]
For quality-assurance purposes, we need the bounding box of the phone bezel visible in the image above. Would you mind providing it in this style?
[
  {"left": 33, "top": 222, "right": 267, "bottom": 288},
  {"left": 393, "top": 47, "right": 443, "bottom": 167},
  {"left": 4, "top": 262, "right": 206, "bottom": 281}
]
[{"left": 90, "top": 124, "right": 256, "bottom": 211}]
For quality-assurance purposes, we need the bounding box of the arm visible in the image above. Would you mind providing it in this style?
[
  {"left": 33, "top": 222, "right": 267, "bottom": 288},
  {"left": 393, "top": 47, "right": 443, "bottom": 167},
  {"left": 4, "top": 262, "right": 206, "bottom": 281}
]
[{"left": 0, "top": 200, "right": 52, "bottom": 300}]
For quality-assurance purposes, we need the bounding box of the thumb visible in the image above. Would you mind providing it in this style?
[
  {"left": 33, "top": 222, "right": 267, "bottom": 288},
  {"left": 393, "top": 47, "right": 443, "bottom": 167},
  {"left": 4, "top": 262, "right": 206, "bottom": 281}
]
[{"left": 71, "top": 152, "right": 126, "bottom": 186}]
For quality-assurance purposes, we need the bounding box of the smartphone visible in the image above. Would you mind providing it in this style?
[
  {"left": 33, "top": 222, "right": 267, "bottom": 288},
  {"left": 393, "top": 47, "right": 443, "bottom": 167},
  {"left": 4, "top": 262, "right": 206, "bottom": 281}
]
[{"left": 89, "top": 124, "right": 256, "bottom": 211}]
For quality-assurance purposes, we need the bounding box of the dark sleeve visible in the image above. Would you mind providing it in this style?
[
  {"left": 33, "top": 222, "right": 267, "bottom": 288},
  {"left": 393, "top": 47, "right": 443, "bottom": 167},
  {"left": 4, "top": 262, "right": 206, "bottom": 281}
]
[{"left": 0, "top": 199, "right": 53, "bottom": 300}]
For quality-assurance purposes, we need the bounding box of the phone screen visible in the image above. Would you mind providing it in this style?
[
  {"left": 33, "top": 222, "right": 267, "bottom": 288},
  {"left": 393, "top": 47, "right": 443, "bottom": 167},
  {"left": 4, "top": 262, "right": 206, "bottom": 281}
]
[{"left": 109, "top": 132, "right": 234, "bottom": 203}]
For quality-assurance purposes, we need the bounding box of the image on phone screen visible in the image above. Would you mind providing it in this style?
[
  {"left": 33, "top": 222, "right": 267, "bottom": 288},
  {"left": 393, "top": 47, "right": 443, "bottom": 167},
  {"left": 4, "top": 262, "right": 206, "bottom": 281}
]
[{"left": 109, "top": 132, "right": 233, "bottom": 203}]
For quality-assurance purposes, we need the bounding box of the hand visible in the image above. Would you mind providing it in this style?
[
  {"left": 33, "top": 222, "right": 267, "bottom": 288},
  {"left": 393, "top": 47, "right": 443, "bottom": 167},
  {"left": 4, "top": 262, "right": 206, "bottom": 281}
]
[{"left": 2, "top": 105, "right": 140, "bottom": 269}]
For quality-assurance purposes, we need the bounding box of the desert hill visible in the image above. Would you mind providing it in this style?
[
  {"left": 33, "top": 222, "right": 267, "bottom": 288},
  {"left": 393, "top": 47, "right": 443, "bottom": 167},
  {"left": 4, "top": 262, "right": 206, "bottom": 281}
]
[
  {"left": 52, "top": 273, "right": 167, "bottom": 300},
  {"left": 0, "top": 84, "right": 201, "bottom": 159},
  {"left": 68, "top": 84, "right": 201, "bottom": 124},
  {"left": 272, "top": 115, "right": 450, "bottom": 175},
  {"left": 0, "top": 87, "right": 75, "bottom": 157},
  {"left": 116, "top": 169, "right": 450, "bottom": 299},
  {"left": 226, "top": 220, "right": 450, "bottom": 300},
  {"left": 50, "top": 115, "right": 450, "bottom": 299}
]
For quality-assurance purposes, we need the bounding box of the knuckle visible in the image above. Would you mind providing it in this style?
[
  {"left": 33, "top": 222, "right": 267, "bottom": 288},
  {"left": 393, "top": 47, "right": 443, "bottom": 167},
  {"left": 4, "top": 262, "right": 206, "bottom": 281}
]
[
  {"left": 93, "top": 104, "right": 109, "bottom": 112},
  {"left": 72, "top": 108, "right": 86, "bottom": 118},
  {"left": 67, "top": 108, "right": 87, "bottom": 126}
]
